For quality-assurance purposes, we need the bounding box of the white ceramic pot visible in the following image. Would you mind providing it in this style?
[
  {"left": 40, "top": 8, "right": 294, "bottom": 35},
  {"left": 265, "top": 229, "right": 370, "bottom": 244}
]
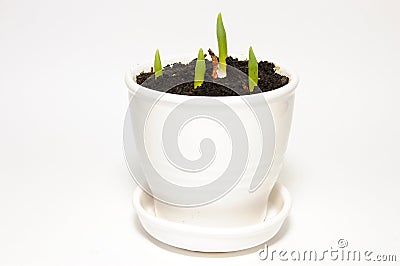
[{"left": 125, "top": 56, "right": 298, "bottom": 228}]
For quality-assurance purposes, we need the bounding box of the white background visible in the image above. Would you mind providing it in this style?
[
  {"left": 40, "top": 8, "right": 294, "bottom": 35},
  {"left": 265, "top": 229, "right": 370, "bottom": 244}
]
[{"left": 1, "top": 0, "right": 399, "bottom": 265}]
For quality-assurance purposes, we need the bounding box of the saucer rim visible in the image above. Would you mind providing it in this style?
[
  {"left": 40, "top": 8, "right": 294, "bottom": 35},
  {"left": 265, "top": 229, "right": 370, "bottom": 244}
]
[{"left": 133, "top": 182, "right": 291, "bottom": 236}]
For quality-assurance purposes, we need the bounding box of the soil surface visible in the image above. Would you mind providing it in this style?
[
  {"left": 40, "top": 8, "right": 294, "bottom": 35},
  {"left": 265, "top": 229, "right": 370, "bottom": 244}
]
[{"left": 135, "top": 56, "right": 289, "bottom": 96}]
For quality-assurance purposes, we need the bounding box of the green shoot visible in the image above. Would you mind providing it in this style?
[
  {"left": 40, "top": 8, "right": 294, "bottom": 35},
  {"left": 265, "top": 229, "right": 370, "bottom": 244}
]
[
  {"left": 248, "top": 46, "right": 258, "bottom": 92},
  {"left": 154, "top": 49, "right": 162, "bottom": 79},
  {"left": 217, "top": 12, "right": 227, "bottom": 74},
  {"left": 194, "top": 48, "right": 205, "bottom": 89}
]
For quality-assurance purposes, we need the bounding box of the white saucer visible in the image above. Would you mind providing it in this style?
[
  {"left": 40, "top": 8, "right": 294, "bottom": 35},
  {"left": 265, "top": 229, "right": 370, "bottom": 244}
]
[{"left": 133, "top": 183, "right": 291, "bottom": 252}]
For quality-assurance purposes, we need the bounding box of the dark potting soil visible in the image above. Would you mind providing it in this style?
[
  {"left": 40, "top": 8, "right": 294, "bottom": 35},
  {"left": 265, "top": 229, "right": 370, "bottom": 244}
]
[{"left": 135, "top": 56, "right": 289, "bottom": 96}]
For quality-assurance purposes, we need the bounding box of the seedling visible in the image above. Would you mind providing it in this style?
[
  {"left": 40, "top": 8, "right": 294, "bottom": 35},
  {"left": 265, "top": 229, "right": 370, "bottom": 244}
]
[
  {"left": 154, "top": 49, "right": 162, "bottom": 79},
  {"left": 147, "top": 13, "right": 271, "bottom": 94},
  {"left": 248, "top": 46, "right": 258, "bottom": 92},
  {"left": 217, "top": 13, "right": 227, "bottom": 76},
  {"left": 194, "top": 48, "right": 205, "bottom": 89}
]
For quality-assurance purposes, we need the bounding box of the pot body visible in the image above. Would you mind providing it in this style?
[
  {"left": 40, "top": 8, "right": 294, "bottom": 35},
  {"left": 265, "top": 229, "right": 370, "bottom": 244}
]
[{"left": 125, "top": 56, "right": 298, "bottom": 227}]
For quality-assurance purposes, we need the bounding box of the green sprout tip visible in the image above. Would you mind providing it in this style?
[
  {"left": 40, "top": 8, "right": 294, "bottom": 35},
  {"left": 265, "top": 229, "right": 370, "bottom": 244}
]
[
  {"left": 217, "top": 12, "right": 227, "bottom": 75},
  {"left": 154, "top": 49, "right": 162, "bottom": 79},
  {"left": 248, "top": 46, "right": 258, "bottom": 92},
  {"left": 194, "top": 48, "right": 205, "bottom": 89}
]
